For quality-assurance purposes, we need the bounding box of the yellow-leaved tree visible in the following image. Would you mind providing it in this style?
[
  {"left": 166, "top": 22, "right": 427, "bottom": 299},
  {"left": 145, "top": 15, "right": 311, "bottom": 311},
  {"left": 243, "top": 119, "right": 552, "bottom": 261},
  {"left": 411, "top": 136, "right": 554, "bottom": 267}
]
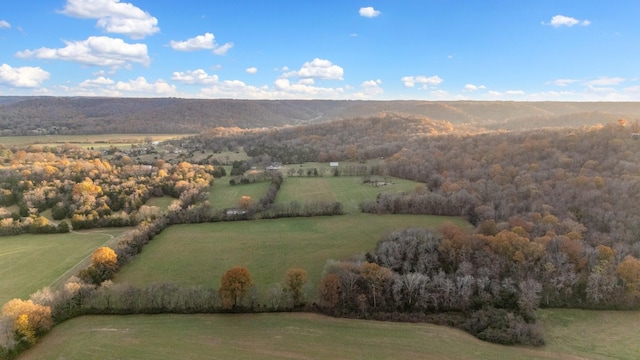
[
  {"left": 1, "top": 299, "right": 52, "bottom": 346},
  {"left": 79, "top": 246, "right": 118, "bottom": 285}
]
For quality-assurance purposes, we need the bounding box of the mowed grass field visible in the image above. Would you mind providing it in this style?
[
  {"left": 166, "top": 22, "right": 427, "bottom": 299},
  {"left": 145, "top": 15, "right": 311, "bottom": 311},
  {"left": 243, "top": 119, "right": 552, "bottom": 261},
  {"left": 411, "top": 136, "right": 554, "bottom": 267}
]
[
  {"left": 0, "top": 229, "right": 129, "bottom": 305},
  {"left": 20, "top": 309, "right": 639, "bottom": 360},
  {"left": 277, "top": 176, "right": 422, "bottom": 213},
  {"left": 114, "top": 214, "right": 469, "bottom": 295},
  {"left": 208, "top": 180, "right": 272, "bottom": 210}
]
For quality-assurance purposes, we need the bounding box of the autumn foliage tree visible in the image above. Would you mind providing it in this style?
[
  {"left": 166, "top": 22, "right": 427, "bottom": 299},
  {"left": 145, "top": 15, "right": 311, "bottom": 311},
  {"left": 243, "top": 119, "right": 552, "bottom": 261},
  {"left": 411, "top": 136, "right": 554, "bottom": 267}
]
[
  {"left": 1, "top": 299, "right": 52, "bottom": 348},
  {"left": 219, "top": 267, "right": 254, "bottom": 308},
  {"left": 284, "top": 268, "right": 308, "bottom": 307},
  {"left": 617, "top": 255, "right": 640, "bottom": 303},
  {"left": 239, "top": 195, "right": 253, "bottom": 210},
  {"left": 79, "top": 246, "right": 118, "bottom": 285}
]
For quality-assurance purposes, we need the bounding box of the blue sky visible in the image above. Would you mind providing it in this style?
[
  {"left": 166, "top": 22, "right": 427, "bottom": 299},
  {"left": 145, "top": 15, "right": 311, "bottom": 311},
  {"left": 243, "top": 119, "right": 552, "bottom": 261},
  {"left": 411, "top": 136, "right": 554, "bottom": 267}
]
[{"left": 0, "top": 0, "right": 638, "bottom": 100}]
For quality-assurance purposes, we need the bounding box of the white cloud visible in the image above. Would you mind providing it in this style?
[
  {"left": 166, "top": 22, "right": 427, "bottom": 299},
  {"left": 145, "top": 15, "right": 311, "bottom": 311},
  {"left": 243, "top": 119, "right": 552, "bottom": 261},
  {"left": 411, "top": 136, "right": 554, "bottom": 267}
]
[
  {"left": 0, "top": 20, "right": 10, "bottom": 29},
  {"left": 359, "top": 7, "right": 380, "bottom": 18},
  {"left": 200, "top": 80, "right": 272, "bottom": 99},
  {"left": 79, "top": 76, "right": 114, "bottom": 87},
  {"left": 464, "top": 84, "right": 486, "bottom": 91},
  {"left": 401, "top": 75, "right": 443, "bottom": 88},
  {"left": 171, "top": 69, "right": 219, "bottom": 85},
  {"left": 586, "top": 77, "right": 625, "bottom": 86},
  {"left": 245, "top": 67, "right": 258, "bottom": 74},
  {"left": 274, "top": 66, "right": 290, "bottom": 72},
  {"left": 213, "top": 42, "right": 233, "bottom": 55},
  {"left": 169, "top": 32, "right": 233, "bottom": 55},
  {"left": 112, "top": 76, "right": 176, "bottom": 95},
  {"left": 283, "top": 58, "right": 344, "bottom": 80},
  {"left": 272, "top": 78, "right": 345, "bottom": 98},
  {"left": 60, "top": 0, "right": 159, "bottom": 39},
  {"left": 549, "top": 78, "right": 578, "bottom": 87},
  {"left": 506, "top": 90, "right": 525, "bottom": 95},
  {"left": 359, "top": 79, "right": 383, "bottom": 96},
  {"left": 298, "top": 78, "right": 314, "bottom": 85},
  {"left": 586, "top": 85, "right": 615, "bottom": 93},
  {"left": 0, "top": 64, "right": 50, "bottom": 87},
  {"left": 543, "top": 15, "right": 590, "bottom": 28},
  {"left": 16, "top": 36, "right": 150, "bottom": 68}
]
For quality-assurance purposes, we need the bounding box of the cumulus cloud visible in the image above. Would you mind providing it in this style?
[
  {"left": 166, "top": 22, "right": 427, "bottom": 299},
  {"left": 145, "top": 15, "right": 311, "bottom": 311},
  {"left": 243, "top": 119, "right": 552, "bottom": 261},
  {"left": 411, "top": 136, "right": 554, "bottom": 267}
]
[
  {"left": 199, "top": 80, "right": 272, "bottom": 99},
  {"left": 464, "top": 84, "right": 486, "bottom": 91},
  {"left": 0, "top": 20, "right": 10, "bottom": 29},
  {"left": 586, "top": 76, "right": 625, "bottom": 86},
  {"left": 543, "top": 15, "right": 590, "bottom": 27},
  {"left": 506, "top": 90, "right": 525, "bottom": 95},
  {"left": 169, "top": 32, "right": 233, "bottom": 55},
  {"left": 112, "top": 76, "right": 176, "bottom": 94},
  {"left": 171, "top": 69, "right": 219, "bottom": 85},
  {"left": 401, "top": 75, "right": 443, "bottom": 88},
  {"left": 272, "top": 78, "right": 345, "bottom": 98},
  {"left": 60, "top": 0, "right": 159, "bottom": 39},
  {"left": 79, "top": 76, "right": 114, "bottom": 87},
  {"left": 16, "top": 36, "right": 150, "bottom": 67},
  {"left": 360, "top": 79, "right": 383, "bottom": 96},
  {"left": 549, "top": 78, "right": 578, "bottom": 87},
  {"left": 283, "top": 58, "right": 344, "bottom": 80},
  {"left": 0, "top": 64, "right": 50, "bottom": 87},
  {"left": 359, "top": 7, "right": 380, "bottom": 18},
  {"left": 245, "top": 67, "right": 258, "bottom": 74},
  {"left": 213, "top": 42, "right": 233, "bottom": 55}
]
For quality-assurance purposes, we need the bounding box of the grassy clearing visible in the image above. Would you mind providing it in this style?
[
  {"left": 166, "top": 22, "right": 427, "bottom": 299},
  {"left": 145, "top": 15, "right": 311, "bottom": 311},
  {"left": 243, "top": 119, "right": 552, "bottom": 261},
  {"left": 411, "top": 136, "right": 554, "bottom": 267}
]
[
  {"left": 539, "top": 308, "right": 640, "bottom": 359},
  {"left": 144, "top": 196, "right": 175, "bottom": 209},
  {"left": 208, "top": 181, "right": 271, "bottom": 211},
  {"left": 277, "top": 176, "right": 422, "bottom": 213},
  {"left": 113, "top": 214, "right": 469, "bottom": 296},
  {"left": 19, "top": 312, "right": 600, "bottom": 360},
  {"left": 0, "top": 229, "right": 129, "bottom": 305}
]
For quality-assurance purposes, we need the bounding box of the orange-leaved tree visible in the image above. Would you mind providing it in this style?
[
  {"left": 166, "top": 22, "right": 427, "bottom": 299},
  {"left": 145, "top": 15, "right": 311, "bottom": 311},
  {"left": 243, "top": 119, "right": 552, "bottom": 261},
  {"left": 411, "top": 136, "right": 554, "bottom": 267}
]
[{"left": 219, "top": 266, "right": 254, "bottom": 308}]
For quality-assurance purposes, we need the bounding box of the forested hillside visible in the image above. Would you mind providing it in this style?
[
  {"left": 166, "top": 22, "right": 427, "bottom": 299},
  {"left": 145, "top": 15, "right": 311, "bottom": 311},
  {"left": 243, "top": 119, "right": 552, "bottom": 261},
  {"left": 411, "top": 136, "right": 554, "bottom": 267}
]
[{"left": 2, "top": 96, "right": 640, "bottom": 135}]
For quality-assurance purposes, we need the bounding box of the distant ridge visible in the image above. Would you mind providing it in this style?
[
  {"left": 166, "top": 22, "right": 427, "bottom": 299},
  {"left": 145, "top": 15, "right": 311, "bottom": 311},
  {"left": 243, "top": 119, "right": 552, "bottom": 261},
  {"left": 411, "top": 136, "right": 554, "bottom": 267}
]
[{"left": 1, "top": 96, "right": 639, "bottom": 135}]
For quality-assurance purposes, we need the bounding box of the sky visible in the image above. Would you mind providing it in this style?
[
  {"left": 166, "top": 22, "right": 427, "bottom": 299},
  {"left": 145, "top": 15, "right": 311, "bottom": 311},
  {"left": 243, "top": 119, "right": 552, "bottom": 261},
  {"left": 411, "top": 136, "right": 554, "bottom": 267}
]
[{"left": 0, "top": 0, "right": 639, "bottom": 101}]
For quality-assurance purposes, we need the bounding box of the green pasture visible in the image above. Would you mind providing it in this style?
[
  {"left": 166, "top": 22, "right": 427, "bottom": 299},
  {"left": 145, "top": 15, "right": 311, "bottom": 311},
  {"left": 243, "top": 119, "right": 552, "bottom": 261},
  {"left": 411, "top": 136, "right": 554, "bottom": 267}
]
[
  {"left": 277, "top": 176, "right": 423, "bottom": 213},
  {"left": 21, "top": 309, "right": 635, "bottom": 360},
  {"left": 208, "top": 180, "right": 271, "bottom": 210},
  {"left": 114, "top": 214, "right": 468, "bottom": 296},
  {"left": 0, "top": 229, "right": 129, "bottom": 305},
  {"left": 539, "top": 308, "right": 640, "bottom": 359}
]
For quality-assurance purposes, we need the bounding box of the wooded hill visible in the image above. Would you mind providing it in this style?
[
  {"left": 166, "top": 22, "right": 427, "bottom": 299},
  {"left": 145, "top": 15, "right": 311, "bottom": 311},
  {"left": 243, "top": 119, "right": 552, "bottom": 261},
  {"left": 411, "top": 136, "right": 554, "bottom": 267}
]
[{"left": 2, "top": 96, "right": 640, "bottom": 135}]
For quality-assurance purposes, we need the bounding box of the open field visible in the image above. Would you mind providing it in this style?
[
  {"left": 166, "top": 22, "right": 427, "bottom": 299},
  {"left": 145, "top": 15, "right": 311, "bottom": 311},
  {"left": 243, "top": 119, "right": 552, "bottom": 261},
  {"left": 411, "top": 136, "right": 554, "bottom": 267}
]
[
  {"left": 20, "top": 309, "right": 637, "bottom": 360},
  {"left": 0, "top": 228, "right": 130, "bottom": 305},
  {"left": 114, "top": 214, "right": 469, "bottom": 296},
  {"left": 0, "top": 134, "right": 191, "bottom": 148},
  {"left": 208, "top": 180, "right": 272, "bottom": 210},
  {"left": 277, "top": 176, "right": 422, "bottom": 213},
  {"left": 539, "top": 308, "right": 640, "bottom": 359}
]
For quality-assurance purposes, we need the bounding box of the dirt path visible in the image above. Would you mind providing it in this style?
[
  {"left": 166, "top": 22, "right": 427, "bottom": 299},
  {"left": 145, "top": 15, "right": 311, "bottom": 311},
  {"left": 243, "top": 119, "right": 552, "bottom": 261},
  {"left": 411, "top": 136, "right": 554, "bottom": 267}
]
[{"left": 47, "top": 229, "right": 128, "bottom": 290}]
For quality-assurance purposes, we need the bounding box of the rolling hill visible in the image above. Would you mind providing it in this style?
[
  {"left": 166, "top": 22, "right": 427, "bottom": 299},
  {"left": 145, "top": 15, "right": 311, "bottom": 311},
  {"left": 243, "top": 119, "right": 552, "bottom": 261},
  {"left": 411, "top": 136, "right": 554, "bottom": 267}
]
[{"left": 1, "top": 96, "right": 640, "bottom": 135}]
